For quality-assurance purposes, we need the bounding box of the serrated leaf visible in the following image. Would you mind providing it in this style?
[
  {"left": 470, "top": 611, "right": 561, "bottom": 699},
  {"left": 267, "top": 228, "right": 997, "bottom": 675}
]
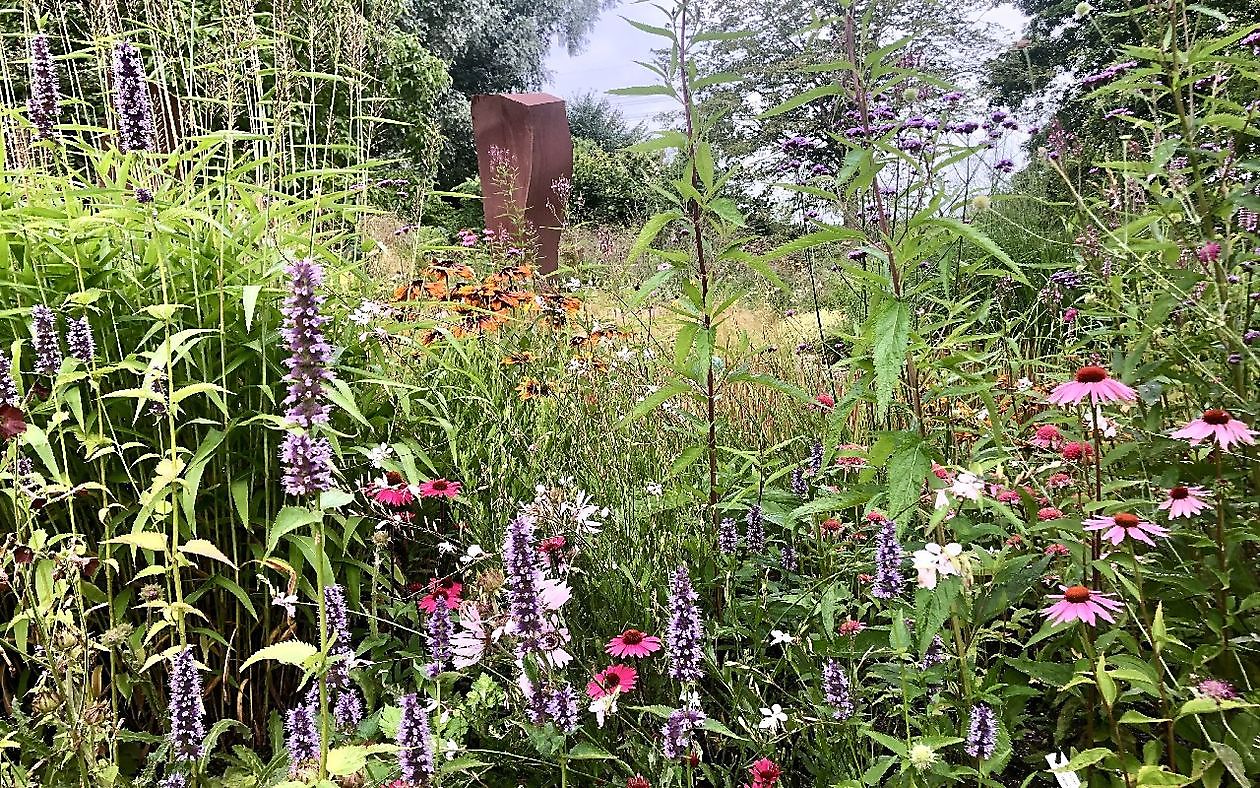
[
  {"left": 240, "top": 640, "right": 318, "bottom": 672},
  {"left": 106, "top": 532, "right": 168, "bottom": 552},
  {"left": 871, "top": 298, "right": 910, "bottom": 418}
]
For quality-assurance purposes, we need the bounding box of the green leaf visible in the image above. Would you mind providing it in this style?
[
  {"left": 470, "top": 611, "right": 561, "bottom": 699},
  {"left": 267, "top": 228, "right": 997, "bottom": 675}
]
[
  {"left": 106, "top": 532, "right": 169, "bottom": 553},
  {"left": 629, "top": 210, "right": 683, "bottom": 263},
  {"left": 1176, "top": 698, "right": 1257, "bottom": 717},
  {"left": 1209, "top": 742, "right": 1249, "bottom": 788},
  {"left": 1118, "top": 711, "right": 1171, "bottom": 724},
  {"left": 921, "top": 218, "right": 1027, "bottom": 285},
  {"left": 239, "top": 640, "right": 318, "bottom": 672},
  {"left": 1055, "top": 748, "right": 1113, "bottom": 772},
  {"left": 623, "top": 379, "right": 691, "bottom": 425},
  {"left": 568, "top": 742, "right": 619, "bottom": 760},
  {"left": 179, "top": 538, "right": 237, "bottom": 569},
  {"left": 863, "top": 729, "right": 907, "bottom": 757},
  {"left": 242, "top": 285, "right": 262, "bottom": 332},
  {"left": 871, "top": 298, "right": 910, "bottom": 418},
  {"left": 267, "top": 506, "right": 324, "bottom": 555},
  {"left": 326, "top": 745, "right": 368, "bottom": 776},
  {"left": 885, "top": 432, "right": 931, "bottom": 522},
  {"left": 761, "top": 84, "right": 844, "bottom": 117}
]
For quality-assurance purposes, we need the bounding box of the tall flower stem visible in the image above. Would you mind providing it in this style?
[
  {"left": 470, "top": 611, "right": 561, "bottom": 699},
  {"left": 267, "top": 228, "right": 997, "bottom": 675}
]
[
  {"left": 1089, "top": 404, "right": 1104, "bottom": 589},
  {"left": 1212, "top": 448, "right": 1228, "bottom": 653},
  {"left": 315, "top": 518, "right": 329, "bottom": 780}
]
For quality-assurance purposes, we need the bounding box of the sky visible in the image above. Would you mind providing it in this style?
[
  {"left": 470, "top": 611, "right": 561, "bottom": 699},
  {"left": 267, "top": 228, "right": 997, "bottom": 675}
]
[{"left": 542, "top": 1, "right": 1031, "bottom": 128}]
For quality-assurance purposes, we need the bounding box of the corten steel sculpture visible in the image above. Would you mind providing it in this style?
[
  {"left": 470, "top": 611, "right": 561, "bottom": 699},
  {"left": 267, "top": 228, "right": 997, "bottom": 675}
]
[{"left": 471, "top": 93, "right": 573, "bottom": 275}]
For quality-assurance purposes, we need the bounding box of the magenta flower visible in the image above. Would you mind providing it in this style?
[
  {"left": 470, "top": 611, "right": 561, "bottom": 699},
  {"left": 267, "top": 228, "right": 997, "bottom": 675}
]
[
  {"left": 1042, "top": 585, "right": 1123, "bottom": 626},
  {"left": 1171, "top": 409, "right": 1257, "bottom": 451},
  {"left": 418, "top": 478, "right": 461, "bottom": 499},
  {"left": 1193, "top": 678, "right": 1237, "bottom": 702},
  {"left": 1030, "top": 424, "right": 1064, "bottom": 449},
  {"left": 1047, "top": 366, "right": 1136, "bottom": 406},
  {"left": 1158, "top": 485, "right": 1211, "bottom": 519},
  {"left": 1083, "top": 512, "right": 1168, "bottom": 546},
  {"left": 606, "top": 628, "right": 662, "bottom": 658},
  {"left": 586, "top": 664, "right": 637, "bottom": 699}
]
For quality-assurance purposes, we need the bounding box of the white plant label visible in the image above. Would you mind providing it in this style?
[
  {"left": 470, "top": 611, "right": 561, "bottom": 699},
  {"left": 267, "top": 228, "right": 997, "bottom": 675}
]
[{"left": 1046, "top": 753, "right": 1082, "bottom": 788}]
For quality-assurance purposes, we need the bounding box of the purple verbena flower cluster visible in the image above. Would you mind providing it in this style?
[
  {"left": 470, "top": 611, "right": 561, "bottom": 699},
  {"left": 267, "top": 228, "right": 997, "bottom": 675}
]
[
  {"left": 822, "top": 658, "right": 853, "bottom": 720},
  {"left": 1079, "top": 61, "right": 1138, "bottom": 88},
  {"left": 167, "top": 646, "right": 206, "bottom": 762},
  {"left": 666, "top": 565, "right": 704, "bottom": 682},
  {"left": 111, "top": 42, "right": 156, "bottom": 153},
  {"left": 965, "top": 703, "right": 998, "bottom": 759},
  {"left": 871, "top": 519, "right": 905, "bottom": 599},
  {"left": 27, "top": 34, "right": 60, "bottom": 140},
  {"left": 397, "top": 692, "right": 435, "bottom": 781}
]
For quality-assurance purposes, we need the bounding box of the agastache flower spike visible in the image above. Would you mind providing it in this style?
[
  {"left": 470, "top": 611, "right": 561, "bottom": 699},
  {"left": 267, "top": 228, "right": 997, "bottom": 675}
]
[
  {"left": 280, "top": 258, "right": 335, "bottom": 428},
  {"left": 279, "top": 432, "right": 335, "bottom": 496},
  {"left": 745, "top": 504, "right": 766, "bottom": 552},
  {"left": 549, "top": 683, "right": 580, "bottom": 733},
  {"left": 167, "top": 646, "right": 206, "bottom": 762},
  {"left": 285, "top": 688, "right": 320, "bottom": 775},
  {"left": 27, "top": 34, "right": 61, "bottom": 140},
  {"left": 323, "top": 584, "right": 364, "bottom": 730},
  {"left": 503, "top": 514, "right": 547, "bottom": 657},
  {"left": 111, "top": 42, "right": 156, "bottom": 153},
  {"left": 965, "top": 703, "right": 998, "bottom": 759},
  {"left": 397, "top": 692, "right": 435, "bottom": 781},
  {"left": 661, "top": 703, "right": 705, "bottom": 758},
  {"left": 427, "top": 596, "right": 453, "bottom": 674},
  {"left": 871, "top": 519, "right": 905, "bottom": 599},
  {"left": 717, "top": 517, "right": 738, "bottom": 555},
  {"left": 665, "top": 565, "right": 704, "bottom": 682},
  {"left": 67, "top": 317, "right": 96, "bottom": 363},
  {"left": 31, "top": 305, "right": 61, "bottom": 376},
  {"left": 822, "top": 658, "right": 853, "bottom": 720},
  {"left": 0, "top": 350, "right": 19, "bottom": 406}
]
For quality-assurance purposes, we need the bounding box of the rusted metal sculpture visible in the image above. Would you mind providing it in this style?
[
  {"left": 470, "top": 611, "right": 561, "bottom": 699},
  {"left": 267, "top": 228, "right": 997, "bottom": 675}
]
[{"left": 471, "top": 93, "right": 573, "bottom": 275}]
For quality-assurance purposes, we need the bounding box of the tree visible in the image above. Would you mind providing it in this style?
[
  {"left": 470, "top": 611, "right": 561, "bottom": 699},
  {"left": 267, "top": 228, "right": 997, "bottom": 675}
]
[{"left": 566, "top": 92, "right": 648, "bottom": 151}]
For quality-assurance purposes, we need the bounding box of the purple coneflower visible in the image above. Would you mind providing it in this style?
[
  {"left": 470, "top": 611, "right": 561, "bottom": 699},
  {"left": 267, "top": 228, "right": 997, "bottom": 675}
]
[
  {"left": 1158, "top": 485, "right": 1211, "bottom": 519},
  {"left": 112, "top": 42, "right": 155, "bottom": 153},
  {"left": 31, "top": 305, "right": 61, "bottom": 376},
  {"left": 666, "top": 565, "right": 704, "bottom": 682},
  {"left": 1043, "top": 584, "right": 1123, "bottom": 626},
  {"left": 503, "top": 514, "right": 547, "bottom": 657},
  {"left": 279, "top": 432, "right": 335, "bottom": 496},
  {"left": 285, "top": 688, "right": 320, "bottom": 775},
  {"left": 397, "top": 692, "right": 435, "bottom": 781},
  {"left": 717, "top": 517, "right": 738, "bottom": 555},
  {"left": 1083, "top": 512, "right": 1169, "bottom": 546},
  {"left": 1047, "top": 366, "right": 1135, "bottom": 406},
  {"left": 67, "top": 317, "right": 96, "bottom": 363},
  {"left": 167, "top": 646, "right": 206, "bottom": 762},
  {"left": 281, "top": 258, "right": 334, "bottom": 428},
  {"left": 27, "top": 34, "right": 61, "bottom": 140},
  {"left": 1172, "top": 409, "right": 1257, "bottom": 451},
  {"left": 965, "top": 703, "right": 998, "bottom": 759},
  {"left": 822, "top": 658, "right": 853, "bottom": 720},
  {"left": 871, "top": 519, "right": 905, "bottom": 599}
]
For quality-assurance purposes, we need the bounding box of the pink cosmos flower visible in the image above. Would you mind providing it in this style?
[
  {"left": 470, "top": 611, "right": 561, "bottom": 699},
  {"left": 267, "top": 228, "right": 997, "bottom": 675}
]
[
  {"left": 1171, "top": 409, "right": 1257, "bottom": 451},
  {"left": 418, "top": 578, "right": 462, "bottom": 613},
  {"left": 1043, "top": 584, "right": 1123, "bottom": 626},
  {"left": 1047, "top": 366, "right": 1136, "bottom": 406},
  {"left": 1158, "top": 485, "right": 1211, "bottom": 519},
  {"left": 1031, "top": 424, "right": 1064, "bottom": 449},
  {"left": 418, "top": 478, "right": 462, "bottom": 499},
  {"left": 606, "top": 628, "right": 662, "bottom": 658},
  {"left": 586, "top": 664, "right": 637, "bottom": 699},
  {"left": 1083, "top": 512, "right": 1168, "bottom": 546}
]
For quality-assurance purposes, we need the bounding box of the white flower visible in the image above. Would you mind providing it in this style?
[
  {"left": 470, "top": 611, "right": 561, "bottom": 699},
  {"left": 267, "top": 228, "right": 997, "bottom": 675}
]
[
  {"left": 934, "top": 489, "right": 950, "bottom": 510},
  {"left": 768, "top": 630, "right": 795, "bottom": 646},
  {"left": 437, "top": 541, "right": 457, "bottom": 555},
  {"left": 758, "top": 704, "right": 788, "bottom": 731},
  {"left": 912, "top": 542, "right": 964, "bottom": 590},
  {"left": 564, "top": 277, "right": 582, "bottom": 291},
  {"left": 271, "top": 591, "right": 298, "bottom": 618},
  {"left": 460, "top": 544, "right": 487, "bottom": 564},
  {"left": 615, "top": 346, "right": 634, "bottom": 363},
  {"left": 950, "top": 472, "right": 984, "bottom": 501},
  {"left": 367, "top": 443, "right": 393, "bottom": 468},
  {"left": 679, "top": 689, "right": 701, "bottom": 707},
  {"left": 442, "top": 739, "right": 458, "bottom": 760},
  {"left": 645, "top": 482, "right": 663, "bottom": 497},
  {"left": 1016, "top": 377, "right": 1033, "bottom": 391},
  {"left": 590, "top": 693, "right": 619, "bottom": 727},
  {"left": 1084, "top": 411, "right": 1117, "bottom": 438}
]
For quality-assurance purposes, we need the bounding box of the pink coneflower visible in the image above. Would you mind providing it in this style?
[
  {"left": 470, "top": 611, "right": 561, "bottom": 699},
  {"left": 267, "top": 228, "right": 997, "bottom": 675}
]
[
  {"left": 586, "top": 664, "right": 637, "bottom": 699},
  {"left": 1158, "top": 485, "right": 1211, "bottom": 519},
  {"left": 1083, "top": 512, "right": 1169, "bottom": 546},
  {"left": 1043, "top": 584, "right": 1123, "bottom": 626},
  {"left": 748, "top": 758, "right": 782, "bottom": 788},
  {"left": 1171, "top": 409, "right": 1257, "bottom": 451},
  {"left": 1030, "top": 424, "right": 1064, "bottom": 449},
  {"left": 606, "top": 629, "right": 662, "bottom": 658},
  {"left": 538, "top": 536, "right": 566, "bottom": 557},
  {"left": 418, "top": 578, "right": 462, "bottom": 613},
  {"left": 813, "top": 392, "right": 835, "bottom": 410},
  {"left": 1062, "top": 307, "right": 1079, "bottom": 323},
  {"left": 838, "top": 619, "right": 864, "bottom": 636},
  {"left": 993, "top": 486, "right": 1021, "bottom": 504},
  {"left": 1047, "top": 366, "right": 1136, "bottom": 406},
  {"left": 865, "top": 511, "right": 887, "bottom": 524},
  {"left": 372, "top": 482, "right": 414, "bottom": 508},
  {"left": 418, "top": 478, "right": 462, "bottom": 499},
  {"left": 1044, "top": 543, "right": 1070, "bottom": 557},
  {"left": 1061, "top": 441, "right": 1094, "bottom": 463},
  {"left": 1037, "top": 506, "right": 1064, "bottom": 521},
  {"left": 820, "top": 518, "right": 844, "bottom": 538},
  {"left": 1047, "top": 472, "right": 1073, "bottom": 489}
]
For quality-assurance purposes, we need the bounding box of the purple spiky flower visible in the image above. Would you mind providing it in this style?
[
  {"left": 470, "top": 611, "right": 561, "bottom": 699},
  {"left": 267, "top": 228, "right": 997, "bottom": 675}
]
[
  {"left": 521, "top": 674, "right": 551, "bottom": 725},
  {"left": 744, "top": 504, "right": 765, "bottom": 552},
  {"left": 780, "top": 543, "right": 797, "bottom": 572},
  {"left": 661, "top": 703, "right": 705, "bottom": 758},
  {"left": 808, "top": 440, "right": 823, "bottom": 476},
  {"left": 503, "top": 514, "right": 547, "bottom": 657},
  {"left": 666, "top": 565, "right": 704, "bottom": 682},
  {"left": 549, "top": 682, "right": 579, "bottom": 733},
  {"left": 31, "top": 305, "right": 61, "bottom": 376},
  {"left": 285, "top": 688, "right": 320, "bottom": 775},
  {"left": 790, "top": 467, "right": 808, "bottom": 496},
  {"left": 919, "top": 634, "right": 948, "bottom": 669},
  {"left": 67, "top": 317, "right": 95, "bottom": 363},
  {"left": 111, "top": 42, "right": 155, "bottom": 153},
  {"left": 27, "top": 34, "right": 60, "bottom": 140},
  {"left": 717, "top": 517, "right": 737, "bottom": 555},
  {"left": 0, "top": 350, "right": 19, "bottom": 406},
  {"left": 160, "top": 775, "right": 188, "bottom": 788},
  {"left": 322, "top": 584, "right": 363, "bottom": 730},
  {"left": 822, "top": 658, "right": 853, "bottom": 720},
  {"left": 871, "top": 519, "right": 905, "bottom": 599},
  {"left": 280, "top": 258, "right": 334, "bottom": 428},
  {"left": 965, "top": 703, "right": 998, "bottom": 759},
  {"left": 397, "top": 692, "right": 435, "bottom": 781},
  {"left": 167, "top": 646, "right": 206, "bottom": 762},
  {"left": 279, "top": 432, "right": 335, "bottom": 496},
  {"left": 426, "top": 596, "right": 453, "bottom": 674}
]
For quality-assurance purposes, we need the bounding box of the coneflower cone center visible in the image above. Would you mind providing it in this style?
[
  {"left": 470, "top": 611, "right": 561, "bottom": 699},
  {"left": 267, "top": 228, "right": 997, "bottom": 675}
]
[
  {"left": 1202, "top": 409, "right": 1231, "bottom": 425},
  {"left": 1169, "top": 486, "right": 1189, "bottom": 500},
  {"left": 1075, "top": 366, "right": 1108, "bottom": 383},
  {"left": 620, "top": 629, "right": 644, "bottom": 645},
  {"left": 1064, "top": 585, "right": 1091, "bottom": 603},
  {"left": 1113, "top": 512, "right": 1140, "bottom": 528}
]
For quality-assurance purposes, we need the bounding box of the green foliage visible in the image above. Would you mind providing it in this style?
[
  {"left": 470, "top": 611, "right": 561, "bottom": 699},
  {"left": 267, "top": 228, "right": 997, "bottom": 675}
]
[{"left": 570, "top": 137, "right": 664, "bottom": 225}]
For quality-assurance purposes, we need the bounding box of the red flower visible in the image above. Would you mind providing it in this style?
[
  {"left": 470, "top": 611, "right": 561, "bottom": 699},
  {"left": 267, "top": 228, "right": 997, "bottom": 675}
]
[
  {"left": 627, "top": 777, "right": 651, "bottom": 788},
  {"left": 418, "top": 577, "right": 462, "bottom": 613},
  {"left": 0, "top": 404, "right": 26, "bottom": 442},
  {"left": 748, "top": 758, "right": 782, "bottom": 787},
  {"left": 1060, "top": 441, "right": 1094, "bottom": 462},
  {"left": 813, "top": 392, "right": 835, "bottom": 409},
  {"left": 418, "top": 478, "right": 462, "bottom": 499}
]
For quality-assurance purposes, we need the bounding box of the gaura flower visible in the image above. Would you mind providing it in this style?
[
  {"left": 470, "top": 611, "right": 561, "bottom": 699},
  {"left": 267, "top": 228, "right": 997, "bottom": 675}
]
[
  {"left": 1083, "top": 512, "right": 1168, "bottom": 546},
  {"left": 757, "top": 703, "right": 788, "bottom": 731},
  {"left": 1171, "top": 409, "right": 1257, "bottom": 451},
  {"left": 589, "top": 692, "right": 620, "bottom": 727},
  {"left": 1158, "top": 485, "right": 1211, "bottom": 519},
  {"left": 1047, "top": 366, "right": 1136, "bottom": 406},
  {"left": 1042, "top": 584, "right": 1123, "bottom": 626},
  {"left": 768, "top": 630, "right": 795, "bottom": 646},
  {"left": 418, "top": 478, "right": 461, "bottom": 499},
  {"left": 587, "top": 664, "right": 637, "bottom": 699},
  {"left": 912, "top": 542, "right": 963, "bottom": 589},
  {"left": 949, "top": 472, "right": 984, "bottom": 501},
  {"left": 606, "top": 628, "right": 661, "bottom": 658}
]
